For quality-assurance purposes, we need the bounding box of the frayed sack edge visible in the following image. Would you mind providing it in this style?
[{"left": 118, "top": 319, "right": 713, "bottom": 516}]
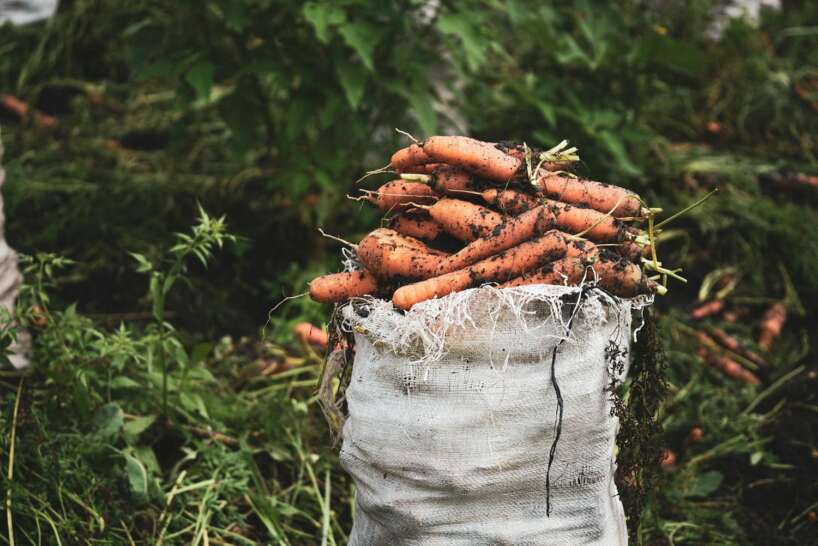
[{"left": 319, "top": 282, "right": 653, "bottom": 441}]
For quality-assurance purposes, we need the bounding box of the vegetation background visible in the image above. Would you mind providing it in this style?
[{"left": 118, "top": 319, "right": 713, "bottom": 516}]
[{"left": 0, "top": 0, "right": 816, "bottom": 544}]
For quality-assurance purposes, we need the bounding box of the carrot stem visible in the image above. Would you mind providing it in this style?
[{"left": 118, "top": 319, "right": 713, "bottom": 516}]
[{"left": 655, "top": 188, "right": 719, "bottom": 229}]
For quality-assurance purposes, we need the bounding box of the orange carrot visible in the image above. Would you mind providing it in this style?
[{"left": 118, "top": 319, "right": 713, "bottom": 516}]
[
  {"left": 481, "top": 188, "right": 540, "bottom": 214},
  {"left": 293, "top": 322, "right": 329, "bottom": 349},
  {"left": 390, "top": 144, "right": 431, "bottom": 171},
  {"left": 309, "top": 270, "right": 379, "bottom": 303},
  {"left": 425, "top": 198, "right": 505, "bottom": 242},
  {"left": 536, "top": 174, "right": 645, "bottom": 218},
  {"left": 758, "top": 302, "right": 787, "bottom": 351},
  {"left": 364, "top": 180, "right": 436, "bottom": 211},
  {"left": 1, "top": 94, "right": 57, "bottom": 129},
  {"left": 686, "top": 427, "right": 704, "bottom": 444},
  {"left": 399, "top": 162, "right": 446, "bottom": 175},
  {"left": 435, "top": 200, "right": 627, "bottom": 276},
  {"left": 697, "top": 347, "right": 760, "bottom": 385},
  {"left": 500, "top": 256, "right": 590, "bottom": 288},
  {"left": 690, "top": 300, "right": 724, "bottom": 320},
  {"left": 616, "top": 240, "right": 650, "bottom": 262},
  {"left": 429, "top": 166, "right": 479, "bottom": 195},
  {"left": 708, "top": 327, "right": 768, "bottom": 367},
  {"left": 392, "top": 230, "right": 587, "bottom": 309},
  {"left": 659, "top": 449, "right": 677, "bottom": 471},
  {"left": 357, "top": 228, "right": 448, "bottom": 279},
  {"left": 503, "top": 255, "right": 658, "bottom": 297},
  {"left": 389, "top": 212, "right": 441, "bottom": 241},
  {"left": 422, "top": 136, "right": 522, "bottom": 181}
]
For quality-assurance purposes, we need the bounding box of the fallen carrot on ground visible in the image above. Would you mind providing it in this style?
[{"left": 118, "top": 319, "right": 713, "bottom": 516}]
[
  {"left": 708, "top": 327, "right": 768, "bottom": 367},
  {"left": 697, "top": 347, "right": 760, "bottom": 385},
  {"left": 690, "top": 299, "right": 724, "bottom": 320},
  {"left": 758, "top": 302, "right": 787, "bottom": 351},
  {"left": 293, "top": 322, "right": 329, "bottom": 349}
]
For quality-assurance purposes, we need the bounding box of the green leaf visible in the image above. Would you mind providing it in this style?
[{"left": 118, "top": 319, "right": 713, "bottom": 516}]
[
  {"left": 93, "top": 403, "right": 124, "bottom": 438},
  {"left": 599, "top": 131, "right": 642, "bottom": 176},
  {"left": 302, "top": 2, "right": 346, "bottom": 44},
  {"left": 186, "top": 61, "right": 215, "bottom": 101},
  {"left": 437, "top": 14, "right": 487, "bottom": 71},
  {"left": 336, "top": 60, "right": 367, "bottom": 109},
  {"left": 124, "top": 453, "right": 149, "bottom": 500},
  {"left": 111, "top": 376, "right": 141, "bottom": 389},
  {"left": 123, "top": 415, "right": 157, "bottom": 440},
  {"left": 750, "top": 451, "right": 763, "bottom": 465},
  {"left": 682, "top": 470, "right": 723, "bottom": 498},
  {"left": 338, "top": 22, "right": 379, "bottom": 71}
]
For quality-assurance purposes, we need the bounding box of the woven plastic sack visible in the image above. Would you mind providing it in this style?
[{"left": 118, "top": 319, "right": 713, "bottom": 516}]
[
  {"left": 335, "top": 284, "right": 651, "bottom": 545},
  {"left": 0, "top": 131, "right": 29, "bottom": 368}
]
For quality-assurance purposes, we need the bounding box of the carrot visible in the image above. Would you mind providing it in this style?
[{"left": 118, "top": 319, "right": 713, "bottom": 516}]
[
  {"left": 616, "top": 240, "right": 650, "bottom": 263},
  {"left": 690, "top": 299, "right": 724, "bottom": 320},
  {"left": 388, "top": 212, "right": 441, "bottom": 241},
  {"left": 309, "top": 270, "right": 379, "bottom": 303},
  {"left": 357, "top": 228, "right": 448, "bottom": 279},
  {"left": 425, "top": 198, "right": 505, "bottom": 242},
  {"left": 390, "top": 144, "right": 431, "bottom": 171},
  {"left": 429, "top": 166, "right": 479, "bottom": 195},
  {"left": 686, "top": 427, "right": 704, "bottom": 444},
  {"left": 363, "top": 180, "right": 436, "bottom": 211},
  {"left": 659, "top": 449, "right": 677, "bottom": 471},
  {"left": 708, "top": 327, "right": 768, "bottom": 367},
  {"left": 481, "top": 188, "right": 540, "bottom": 214},
  {"left": 503, "top": 254, "right": 659, "bottom": 297},
  {"left": 392, "top": 230, "right": 588, "bottom": 309},
  {"left": 537, "top": 199, "right": 635, "bottom": 242},
  {"left": 536, "top": 174, "right": 645, "bottom": 218},
  {"left": 500, "top": 256, "right": 590, "bottom": 288},
  {"left": 293, "top": 322, "right": 329, "bottom": 349},
  {"left": 697, "top": 347, "right": 760, "bottom": 385},
  {"left": 399, "top": 162, "right": 446, "bottom": 175},
  {"left": 758, "top": 302, "right": 787, "bottom": 351},
  {"left": 422, "top": 136, "right": 522, "bottom": 181},
  {"left": 1, "top": 94, "right": 57, "bottom": 129}
]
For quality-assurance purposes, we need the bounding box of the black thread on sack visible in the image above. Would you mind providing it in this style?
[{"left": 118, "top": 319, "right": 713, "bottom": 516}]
[{"left": 546, "top": 286, "right": 589, "bottom": 517}]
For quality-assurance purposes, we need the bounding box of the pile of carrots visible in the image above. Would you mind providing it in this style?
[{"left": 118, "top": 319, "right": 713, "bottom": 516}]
[{"left": 309, "top": 135, "right": 676, "bottom": 311}]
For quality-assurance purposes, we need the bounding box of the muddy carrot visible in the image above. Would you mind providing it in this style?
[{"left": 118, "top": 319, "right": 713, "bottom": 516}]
[
  {"left": 390, "top": 144, "right": 432, "bottom": 171},
  {"left": 425, "top": 198, "right": 505, "bottom": 242},
  {"left": 758, "top": 302, "right": 787, "bottom": 351},
  {"left": 389, "top": 212, "right": 441, "bottom": 241},
  {"left": 392, "top": 230, "right": 588, "bottom": 309},
  {"left": 422, "top": 136, "right": 522, "bottom": 181},
  {"left": 481, "top": 188, "right": 540, "bottom": 214},
  {"left": 399, "top": 162, "right": 446, "bottom": 175},
  {"left": 309, "top": 270, "right": 379, "bottom": 303},
  {"left": 536, "top": 174, "right": 645, "bottom": 218},
  {"left": 356, "top": 228, "right": 448, "bottom": 279},
  {"left": 363, "top": 180, "right": 437, "bottom": 211},
  {"left": 429, "top": 166, "right": 480, "bottom": 195}
]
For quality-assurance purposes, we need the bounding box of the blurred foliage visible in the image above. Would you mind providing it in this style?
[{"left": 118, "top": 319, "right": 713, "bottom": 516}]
[{"left": 0, "top": 0, "right": 817, "bottom": 544}]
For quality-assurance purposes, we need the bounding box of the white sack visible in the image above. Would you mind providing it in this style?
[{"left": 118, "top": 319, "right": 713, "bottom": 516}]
[
  {"left": 0, "top": 131, "right": 30, "bottom": 368},
  {"left": 338, "top": 284, "right": 651, "bottom": 545},
  {"left": 0, "top": 0, "right": 59, "bottom": 26}
]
